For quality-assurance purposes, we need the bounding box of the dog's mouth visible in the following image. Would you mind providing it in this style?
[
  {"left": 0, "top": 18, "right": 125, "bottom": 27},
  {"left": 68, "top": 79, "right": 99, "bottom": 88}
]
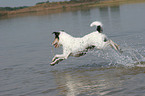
[{"left": 52, "top": 38, "right": 59, "bottom": 48}]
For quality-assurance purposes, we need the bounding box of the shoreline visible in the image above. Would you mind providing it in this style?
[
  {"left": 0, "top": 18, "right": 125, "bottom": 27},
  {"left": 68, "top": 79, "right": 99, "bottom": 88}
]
[{"left": 0, "top": 0, "right": 145, "bottom": 18}]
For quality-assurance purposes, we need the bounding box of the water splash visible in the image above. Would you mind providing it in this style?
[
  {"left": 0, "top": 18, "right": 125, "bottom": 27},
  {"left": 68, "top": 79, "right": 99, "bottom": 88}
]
[{"left": 91, "top": 45, "right": 145, "bottom": 67}]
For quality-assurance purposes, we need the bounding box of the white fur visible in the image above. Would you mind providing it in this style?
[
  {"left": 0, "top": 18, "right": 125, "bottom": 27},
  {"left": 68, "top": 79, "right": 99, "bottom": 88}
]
[{"left": 51, "top": 21, "right": 120, "bottom": 65}]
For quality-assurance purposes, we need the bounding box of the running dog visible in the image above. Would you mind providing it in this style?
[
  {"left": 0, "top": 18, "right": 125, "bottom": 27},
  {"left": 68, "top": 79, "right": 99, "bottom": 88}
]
[{"left": 50, "top": 21, "right": 121, "bottom": 66}]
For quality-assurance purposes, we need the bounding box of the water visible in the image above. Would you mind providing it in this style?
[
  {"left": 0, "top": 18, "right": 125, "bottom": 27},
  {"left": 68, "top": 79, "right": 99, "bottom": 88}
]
[{"left": 0, "top": 2, "right": 145, "bottom": 96}]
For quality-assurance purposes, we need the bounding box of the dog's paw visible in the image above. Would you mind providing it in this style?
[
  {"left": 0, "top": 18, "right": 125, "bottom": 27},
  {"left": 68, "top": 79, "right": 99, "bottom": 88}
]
[
  {"left": 50, "top": 59, "right": 59, "bottom": 66},
  {"left": 50, "top": 58, "right": 64, "bottom": 66},
  {"left": 50, "top": 63, "right": 55, "bottom": 66},
  {"left": 52, "top": 58, "right": 55, "bottom": 62},
  {"left": 52, "top": 57, "right": 58, "bottom": 62},
  {"left": 50, "top": 61, "right": 57, "bottom": 66}
]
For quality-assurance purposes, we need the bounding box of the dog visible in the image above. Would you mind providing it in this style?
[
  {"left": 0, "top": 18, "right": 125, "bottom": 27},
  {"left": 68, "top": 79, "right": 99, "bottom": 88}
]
[{"left": 50, "top": 21, "right": 121, "bottom": 66}]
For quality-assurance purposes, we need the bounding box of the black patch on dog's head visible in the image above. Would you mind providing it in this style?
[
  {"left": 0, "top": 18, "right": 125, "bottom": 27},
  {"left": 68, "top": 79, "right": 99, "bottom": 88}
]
[
  {"left": 52, "top": 32, "right": 60, "bottom": 39},
  {"left": 97, "top": 25, "right": 103, "bottom": 33}
]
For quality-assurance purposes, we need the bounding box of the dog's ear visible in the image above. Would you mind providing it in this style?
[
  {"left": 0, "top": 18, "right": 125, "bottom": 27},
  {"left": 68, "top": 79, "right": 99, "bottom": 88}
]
[{"left": 52, "top": 32, "right": 60, "bottom": 39}]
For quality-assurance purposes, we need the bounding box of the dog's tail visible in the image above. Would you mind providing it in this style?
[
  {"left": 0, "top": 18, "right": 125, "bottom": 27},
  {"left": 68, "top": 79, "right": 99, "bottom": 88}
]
[{"left": 90, "top": 21, "right": 103, "bottom": 33}]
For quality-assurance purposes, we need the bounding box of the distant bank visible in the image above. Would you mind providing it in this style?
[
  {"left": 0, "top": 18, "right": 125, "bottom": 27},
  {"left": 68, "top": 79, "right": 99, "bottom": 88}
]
[{"left": 0, "top": 0, "right": 145, "bottom": 17}]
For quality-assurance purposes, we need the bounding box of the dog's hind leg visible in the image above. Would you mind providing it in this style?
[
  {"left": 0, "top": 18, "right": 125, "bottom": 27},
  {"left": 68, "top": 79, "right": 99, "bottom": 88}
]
[
  {"left": 73, "top": 52, "right": 86, "bottom": 57},
  {"left": 108, "top": 40, "right": 123, "bottom": 53}
]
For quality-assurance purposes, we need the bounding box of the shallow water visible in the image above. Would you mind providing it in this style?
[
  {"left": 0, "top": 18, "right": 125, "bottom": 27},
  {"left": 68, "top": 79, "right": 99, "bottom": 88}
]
[{"left": 0, "top": 2, "right": 145, "bottom": 96}]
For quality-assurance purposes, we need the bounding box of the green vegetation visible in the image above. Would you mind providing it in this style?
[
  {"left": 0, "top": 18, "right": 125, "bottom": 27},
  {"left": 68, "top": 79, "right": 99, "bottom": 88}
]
[
  {"left": 70, "top": 0, "right": 98, "bottom": 2},
  {"left": 35, "top": 0, "right": 98, "bottom": 5},
  {"left": 0, "top": 6, "right": 28, "bottom": 11},
  {"left": 36, "top": 1, "right": 50, "bottom": 5}
]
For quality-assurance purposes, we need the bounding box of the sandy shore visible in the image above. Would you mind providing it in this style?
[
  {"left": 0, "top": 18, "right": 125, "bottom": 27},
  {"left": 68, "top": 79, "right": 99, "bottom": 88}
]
[{"left": 0, "top": 0, "right": 145, "bottom": 18}]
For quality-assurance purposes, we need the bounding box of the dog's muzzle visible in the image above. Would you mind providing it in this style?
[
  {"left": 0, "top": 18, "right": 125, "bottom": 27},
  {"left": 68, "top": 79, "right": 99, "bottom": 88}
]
[{"left": 52, "top": 38, "right": 59, "bottom": 48}]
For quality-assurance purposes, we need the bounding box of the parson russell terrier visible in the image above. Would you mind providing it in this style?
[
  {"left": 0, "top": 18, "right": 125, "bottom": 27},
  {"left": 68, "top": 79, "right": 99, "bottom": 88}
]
[{"left": 50, "top": 21, "right": 122, "bottom": 66}]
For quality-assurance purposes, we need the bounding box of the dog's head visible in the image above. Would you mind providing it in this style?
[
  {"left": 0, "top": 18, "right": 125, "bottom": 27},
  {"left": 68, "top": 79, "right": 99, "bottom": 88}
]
[{"left": 52, "top": 32, "right": 60, "bottom": 48}]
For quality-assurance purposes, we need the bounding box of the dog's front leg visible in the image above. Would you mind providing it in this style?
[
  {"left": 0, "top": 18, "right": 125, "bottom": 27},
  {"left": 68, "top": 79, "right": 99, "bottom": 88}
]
[
  {"left": 50, "top": 57, "right": 64, "bottom": 66},
  {"left": 52, "top": 54, "right": 64, "bottom": 62},
  {"left": 51, "top": 53, "right": 70, "bottom": 66}
]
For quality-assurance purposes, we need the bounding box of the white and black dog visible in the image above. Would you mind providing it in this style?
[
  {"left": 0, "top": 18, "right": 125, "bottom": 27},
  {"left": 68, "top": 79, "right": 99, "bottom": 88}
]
[{"left": 51, "top": 21, "right": 121, "bottom": 66}]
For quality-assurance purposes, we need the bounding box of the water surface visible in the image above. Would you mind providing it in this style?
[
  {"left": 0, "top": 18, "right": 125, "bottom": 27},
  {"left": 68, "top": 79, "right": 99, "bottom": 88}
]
[{"left": 0, "top": 2, "right": 145, "bottom": 96}]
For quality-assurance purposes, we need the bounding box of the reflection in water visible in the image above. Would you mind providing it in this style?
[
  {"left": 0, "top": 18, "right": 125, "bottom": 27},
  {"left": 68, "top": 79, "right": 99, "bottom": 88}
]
[
  {"left": 99, "top": 6, "right": 110, "bottom": 25},
  {"left": 80, "top": 9, "right": 91, "bottom": 16},
  {"left": 99, "top": 6, "right": 109, "bottom": 19},
  {"left": 110, "top": 5, "right": 120, "bottom": 19},
  {"left": 109, "top": 6, "right": 121, "bottom": 32},
  {"left": 52, "top": 66, "right": 145, "bottom": 96},
  {"left": 51, "top": 66, "right": 141, "bottom": 96},
  {"left": 98, "top": 5, "right": 121, "bottom": 34}
]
